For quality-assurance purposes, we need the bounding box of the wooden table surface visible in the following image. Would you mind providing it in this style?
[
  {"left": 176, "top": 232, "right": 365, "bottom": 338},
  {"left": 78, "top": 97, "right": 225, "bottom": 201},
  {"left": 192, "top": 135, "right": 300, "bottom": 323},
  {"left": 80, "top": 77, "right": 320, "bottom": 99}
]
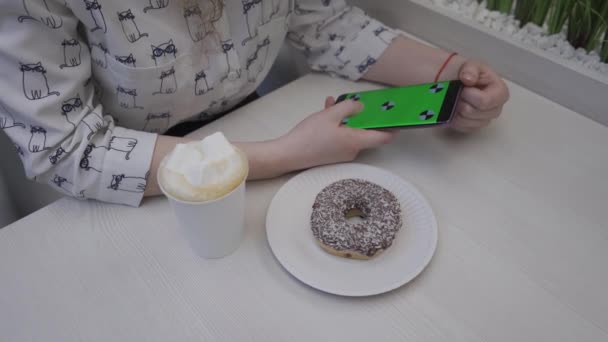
[{"left": 1, "top": 73, "right": 607, "bottom": 342}]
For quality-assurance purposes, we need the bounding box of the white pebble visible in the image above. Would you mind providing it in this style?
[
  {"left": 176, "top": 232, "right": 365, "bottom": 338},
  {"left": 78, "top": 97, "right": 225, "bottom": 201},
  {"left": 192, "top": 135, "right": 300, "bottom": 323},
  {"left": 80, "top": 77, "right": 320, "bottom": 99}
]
[
  {"left": 561, "top": 46, "right": 575, "bottom": 59},
  {"left": 424, "top": 0, "right": 608, "bottom": 78},
  {"left": 488, "top": 11, "right": 502, "bottom": 19}
]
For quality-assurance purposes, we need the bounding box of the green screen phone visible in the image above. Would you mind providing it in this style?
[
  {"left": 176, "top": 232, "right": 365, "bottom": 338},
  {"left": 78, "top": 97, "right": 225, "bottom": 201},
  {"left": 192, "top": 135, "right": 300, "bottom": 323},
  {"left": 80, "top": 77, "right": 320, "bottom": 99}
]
[{"left": 335, "top": 80, "right": 463, "bottom": 129}]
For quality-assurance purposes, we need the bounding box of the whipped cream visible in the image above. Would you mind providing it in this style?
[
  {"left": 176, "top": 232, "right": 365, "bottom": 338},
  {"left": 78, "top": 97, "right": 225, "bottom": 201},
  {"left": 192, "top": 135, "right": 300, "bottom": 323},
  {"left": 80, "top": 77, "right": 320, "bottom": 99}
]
[{"left": 160, "top": 132, "right": 248, "bottom": 202}]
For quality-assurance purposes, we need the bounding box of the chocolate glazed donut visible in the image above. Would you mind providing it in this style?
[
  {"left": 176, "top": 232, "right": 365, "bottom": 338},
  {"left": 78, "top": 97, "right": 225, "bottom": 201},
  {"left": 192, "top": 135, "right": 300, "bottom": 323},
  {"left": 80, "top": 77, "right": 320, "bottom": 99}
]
[{"left": 310, "top": 179, "right": 403, "bottom": 260}]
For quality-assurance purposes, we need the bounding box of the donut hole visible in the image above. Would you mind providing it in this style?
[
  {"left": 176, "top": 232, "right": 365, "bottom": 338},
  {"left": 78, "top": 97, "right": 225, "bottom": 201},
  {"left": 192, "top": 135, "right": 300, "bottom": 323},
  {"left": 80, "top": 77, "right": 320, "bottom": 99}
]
[{"left": 344, "top": 207, "right": 366, "bottom": 224}]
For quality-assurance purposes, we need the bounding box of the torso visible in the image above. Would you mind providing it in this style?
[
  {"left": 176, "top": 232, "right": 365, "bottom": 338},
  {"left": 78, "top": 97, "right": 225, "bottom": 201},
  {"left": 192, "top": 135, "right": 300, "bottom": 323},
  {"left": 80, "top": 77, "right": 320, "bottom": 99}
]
[{"left": 71, "top": 0, "right": 294, "bottom": 132}]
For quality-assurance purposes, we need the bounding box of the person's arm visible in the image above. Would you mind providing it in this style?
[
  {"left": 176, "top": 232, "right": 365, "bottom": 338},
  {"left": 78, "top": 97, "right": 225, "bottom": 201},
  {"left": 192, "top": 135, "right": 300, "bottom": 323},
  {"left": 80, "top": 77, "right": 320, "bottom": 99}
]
[
  {"left": 1, "top": 1, "right": 394, "bottom": 205},
  {"left": 144, "top": 136, "right": 289, "bottom": 196},
  {"left": 0, "top": 1, "right": 156, "bottom": 207},
  {"left": 287, "top": 1, "right": 509, "bottom": 132},
  {"left": 288, "top": 1, "right": 401, "bottom": 81},
  {"left": 143, "top": 99, "right": 395, "bottom": 196},
  {"left": 0, "top": 0, "right": 297, "bottom": 202},
  {"left": 362, "top": 36, "right": 510, "bottom": 132},
  {"left": 362, "top": 36, "right": 468, "bottom": 85}
]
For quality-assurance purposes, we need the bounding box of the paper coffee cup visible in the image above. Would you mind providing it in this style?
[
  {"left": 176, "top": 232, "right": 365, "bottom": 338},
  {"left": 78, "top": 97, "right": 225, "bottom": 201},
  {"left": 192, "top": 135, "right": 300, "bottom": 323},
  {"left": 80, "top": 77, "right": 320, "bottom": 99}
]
[{"left": 158, "top": 148, "right": 248, "bottom": 259}]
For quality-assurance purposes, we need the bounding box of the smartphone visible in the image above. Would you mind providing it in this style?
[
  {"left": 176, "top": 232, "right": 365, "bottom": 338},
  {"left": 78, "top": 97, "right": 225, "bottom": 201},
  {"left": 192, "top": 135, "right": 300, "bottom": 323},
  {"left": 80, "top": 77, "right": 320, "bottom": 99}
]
[{"left": 335, "top": 80, "right": 463, "bottom": 129}]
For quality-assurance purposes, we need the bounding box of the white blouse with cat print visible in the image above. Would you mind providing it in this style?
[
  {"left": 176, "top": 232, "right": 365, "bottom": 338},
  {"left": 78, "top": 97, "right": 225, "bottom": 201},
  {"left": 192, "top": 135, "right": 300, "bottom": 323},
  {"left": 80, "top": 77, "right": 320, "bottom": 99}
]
[{"left": 0, "top": 0, "right": 399, "bottom": 206}]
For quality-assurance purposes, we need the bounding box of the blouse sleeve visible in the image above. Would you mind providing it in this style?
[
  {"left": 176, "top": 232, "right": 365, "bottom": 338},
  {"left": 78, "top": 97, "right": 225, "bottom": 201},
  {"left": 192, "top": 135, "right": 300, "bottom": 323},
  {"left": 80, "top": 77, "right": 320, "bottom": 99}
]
[
  {"left": 0, "top": 0, "right": 157, "bottom": 206},
  {"left": 287, "top": 0, "right": 400, "bottom": 80}
]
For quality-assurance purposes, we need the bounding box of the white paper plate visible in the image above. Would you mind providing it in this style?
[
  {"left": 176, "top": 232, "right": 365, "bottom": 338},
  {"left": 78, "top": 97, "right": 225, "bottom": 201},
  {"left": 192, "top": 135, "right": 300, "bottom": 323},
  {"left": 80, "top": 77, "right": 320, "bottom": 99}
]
[{"left": 266, "top": 163, "right": 438, "bottom": 296}]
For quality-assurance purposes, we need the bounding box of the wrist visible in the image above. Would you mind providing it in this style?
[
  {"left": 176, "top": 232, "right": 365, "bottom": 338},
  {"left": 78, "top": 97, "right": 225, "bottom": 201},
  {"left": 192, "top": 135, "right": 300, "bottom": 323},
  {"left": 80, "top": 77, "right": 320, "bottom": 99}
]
[
  {"left": 234, "top": 137, "right": 299, "bottom": 180},
  {"left": 439, "top": 54, "right": 467, "bottom": 81},
  {"left": 272, "top": 135, "right": 301, "bottom": 174}
]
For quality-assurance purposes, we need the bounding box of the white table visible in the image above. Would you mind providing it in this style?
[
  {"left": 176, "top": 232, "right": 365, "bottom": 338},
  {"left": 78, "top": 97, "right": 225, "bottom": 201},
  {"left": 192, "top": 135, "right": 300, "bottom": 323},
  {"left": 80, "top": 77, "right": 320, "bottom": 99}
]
[{"left": 1, "top": 73, "right": 607, "bottom": 342}]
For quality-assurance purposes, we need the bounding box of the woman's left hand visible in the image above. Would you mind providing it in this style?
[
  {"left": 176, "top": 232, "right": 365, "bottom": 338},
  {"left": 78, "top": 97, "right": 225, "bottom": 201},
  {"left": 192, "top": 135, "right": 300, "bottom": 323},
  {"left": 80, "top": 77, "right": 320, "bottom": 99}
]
[{"left": 451, "top": 60, "right": 510, "bottom": 133}]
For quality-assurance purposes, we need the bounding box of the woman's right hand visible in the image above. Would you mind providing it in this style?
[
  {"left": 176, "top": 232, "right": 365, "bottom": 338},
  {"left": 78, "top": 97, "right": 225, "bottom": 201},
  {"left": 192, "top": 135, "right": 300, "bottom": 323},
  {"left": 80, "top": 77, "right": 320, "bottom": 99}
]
[{"left": 277, "top": 97, "right": 396, "bottom": 172}]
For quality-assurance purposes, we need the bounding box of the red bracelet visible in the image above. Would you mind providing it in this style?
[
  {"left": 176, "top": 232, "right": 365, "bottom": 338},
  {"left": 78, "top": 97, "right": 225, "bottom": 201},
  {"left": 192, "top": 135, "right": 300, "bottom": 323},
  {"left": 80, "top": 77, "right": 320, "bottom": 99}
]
[{"left": 434, "top": 52, "right": 458, "bottom": 83}]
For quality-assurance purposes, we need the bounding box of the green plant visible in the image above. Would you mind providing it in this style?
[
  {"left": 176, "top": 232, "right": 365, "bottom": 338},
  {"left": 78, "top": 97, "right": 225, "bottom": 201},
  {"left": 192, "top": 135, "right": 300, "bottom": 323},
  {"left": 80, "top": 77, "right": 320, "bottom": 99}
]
[
  {"left": 566, "top": 0, "right": 608, "bottom": 52},
  {"left": 514, "top": 0, "right": 533, "bottom": 27},
  {"left": 514, "top": 0, "right": 552, "bottom": 27},
  {"left": 546, "top": 0, "right": 576, "bottom": 34},
  {"left": 531, "top": 0, "right": 552, "bottom": 26},
  {"left": 478, "top": 0, "right": 608, "bottom": 63},
  {"left": 601, "top": 30, "right": 608, "bottom": 62},
  {"left": 486, "top": 0, "right": 514, "bottom": 14}
]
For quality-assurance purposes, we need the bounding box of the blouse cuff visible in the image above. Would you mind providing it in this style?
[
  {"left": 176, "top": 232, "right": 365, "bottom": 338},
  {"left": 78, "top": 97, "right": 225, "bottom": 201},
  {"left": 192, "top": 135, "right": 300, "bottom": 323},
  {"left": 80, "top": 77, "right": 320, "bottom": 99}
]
[{"left": 95, "top": 127, "right": 158, "bottom": 207}]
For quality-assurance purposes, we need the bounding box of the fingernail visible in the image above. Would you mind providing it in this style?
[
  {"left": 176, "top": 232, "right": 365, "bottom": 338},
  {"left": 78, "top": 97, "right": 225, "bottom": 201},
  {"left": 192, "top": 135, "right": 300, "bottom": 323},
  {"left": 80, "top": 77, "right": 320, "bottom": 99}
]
[{"left": 462, "top": 73, "right": 475, "bottom": 82}]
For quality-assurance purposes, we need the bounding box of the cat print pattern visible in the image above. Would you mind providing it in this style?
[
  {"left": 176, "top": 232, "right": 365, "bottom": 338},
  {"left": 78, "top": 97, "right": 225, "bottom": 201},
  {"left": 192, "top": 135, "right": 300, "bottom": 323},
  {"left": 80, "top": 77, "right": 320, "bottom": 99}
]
[
  {"left": 52, "top": 175, "right": 86, "bottom": 198},
  {"left": 79, "top": 136, "right": 137, "bottom": 173},
  {"left": 3, "top": 0, "right": 399, "bottom": 207},
  {"left": 334, "top": 45, "right": 350, "bottom": 70},
  {"left": 116, "top": 86, "right": 144, "bottom": 109},
  {"left": 84, "top": 0, "right": 107, "bottom": 33},
  {"left": 18, "top": 0, "right": 63, "bottom": 29},
  {"left": 151, "top": 39, "right": 177, "bottom": 66},
  {"left": 356, "top": 55, "right": 376, "bottom": 74},
  {"left": 61, "top": 94, "right": 90, "bottom": 122},
  {"left": 246, "top": 36, "right": 271, "bottom": 82},
  {"left": 194, "top": 70, "right": 212, "bottom": 95},
  {"left": 321, "top": 0, "right": 339, "bottom": 16},
  {"left": 28, "top": 125, "right": 48, "bottom": 152},
  {"left": 0, "top": 103, "right": 26, "bottom": 130},
  {"left": 184, "top": 4, "right": 204, "bottom": 42},
  {"left": 80, "top": 143, "right": 104, "bottom": 172},
  {"left": 262, "top": 0, "right": 280, "bottom": 24},
  {"left": 20, "top": 62, "right": 60, "bottom": 100},
  {"left": 374, "top": 26, "right": 395, "bottom": 45},
  {"left": 144, "top": 0, "right": 170, "bottom": 13},
  {"left": 115, "top": 53, "right": 136, "bottom": 67},
  {"left": 241, "top": 0, "right": 263, "bottom": 46},
  {"left": 220, "top": 39, "right": 241, "bottom": 82},
  {"left": 108, "top": 136, "right": 138, "bottom": 160},
  {"left": 108, "top": 173, "right": 147, "bottom": 193},
  {"left": 90, "top": 42, "right": 108, "bottom": 69},
  {"left": 60, "top": 39, "right": 82, "bottom": 69},
  {"left": 49, "top": 146, "right": 66, "bottom": 165},
  {"left": 316, "top": 30, "right": 345, "bottom": 42},
  {"left": 183, "top": 3, "right": 216, "bottom": 43},
  {"left": 61, "top": 94, "right": 105, "bottom": 140},
  {"left": 153, "top": 67, "right": 178, "bottom": 95},
  {"left": 143, "top": 112, "right": 171, "bottom": 133},
  {"left": 118, "top": 9, "right": 148, "bottom": 43},
  {"left": 52, "top": 175, "right": 74, "bottom": 194},
  {"left": 360, "top": 19, "right": 371, "bottom": 30}
]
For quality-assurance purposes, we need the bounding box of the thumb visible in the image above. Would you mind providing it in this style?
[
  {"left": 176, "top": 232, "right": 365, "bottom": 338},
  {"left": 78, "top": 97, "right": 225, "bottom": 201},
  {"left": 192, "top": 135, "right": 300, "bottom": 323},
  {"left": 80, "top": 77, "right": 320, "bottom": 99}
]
[
  {"left": 328, "top": 99, "right": 363, "bottom": 122},
  {"left": 324, "top": 96, "right": 335, "bottom": 109},
  {"left": 459, "top": 60, "right": 481, "bottom": 87},
  {"left": 352, "top": 129, "right": 396, "bottom": 149}
]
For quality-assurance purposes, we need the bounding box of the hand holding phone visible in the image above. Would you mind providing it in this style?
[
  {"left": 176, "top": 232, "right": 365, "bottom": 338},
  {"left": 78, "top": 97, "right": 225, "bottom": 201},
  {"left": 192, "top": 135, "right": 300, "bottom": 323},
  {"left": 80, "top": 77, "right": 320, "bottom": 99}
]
[{"left": 335, "top": 80, "right": 463, "bottom": 130}]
